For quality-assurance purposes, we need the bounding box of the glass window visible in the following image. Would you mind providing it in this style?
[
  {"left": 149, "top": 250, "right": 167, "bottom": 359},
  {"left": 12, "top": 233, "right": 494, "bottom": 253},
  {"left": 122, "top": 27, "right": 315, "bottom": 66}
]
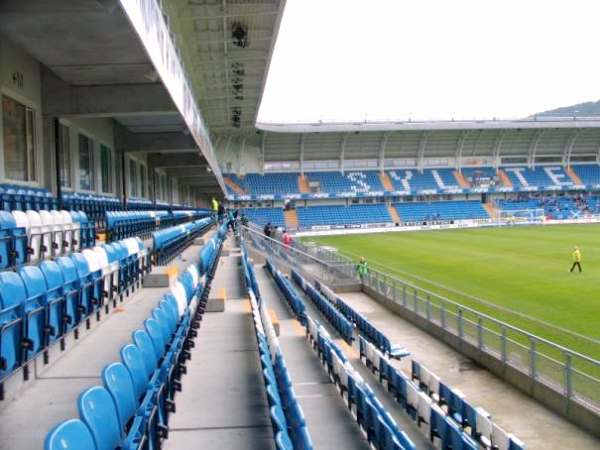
[
  {"left": 78, "top": 134, "right": 95, "bottom": 191},
  {"left": 59, "top": 124, "right": 71, "bottom": 187},
  {"left": 129, "top": 159, "right": 138, "bottom": 197},
  {"left": 100, "top": 145, "right": 113, "bottom": 193},
  {"left": 161, "top": 174, "right": 168, "bottom": 201},
  {"left": 140, "top": 163, "right": 147, "bottom": 198},
  {"left": 2, "top": 95, "right": 37, "bottom": 181}
]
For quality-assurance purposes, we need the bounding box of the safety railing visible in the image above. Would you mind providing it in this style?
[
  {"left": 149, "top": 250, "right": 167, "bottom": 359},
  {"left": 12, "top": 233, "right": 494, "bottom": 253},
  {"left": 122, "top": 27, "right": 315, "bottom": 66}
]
[{"left": 241, "top": 225, "right": 600, "bottom": 418}]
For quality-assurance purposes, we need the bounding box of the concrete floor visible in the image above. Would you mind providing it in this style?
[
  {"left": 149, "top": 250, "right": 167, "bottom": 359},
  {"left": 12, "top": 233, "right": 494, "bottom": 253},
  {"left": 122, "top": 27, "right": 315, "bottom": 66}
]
[
  {"left": 338, "top": 291, "right": 600, "bottom": 450},
  {"left": 165, "top": 241, "right": 276, "bottom": 450},
  {"left": 0, "top": 238, "right": 208, "bottom": 450}
]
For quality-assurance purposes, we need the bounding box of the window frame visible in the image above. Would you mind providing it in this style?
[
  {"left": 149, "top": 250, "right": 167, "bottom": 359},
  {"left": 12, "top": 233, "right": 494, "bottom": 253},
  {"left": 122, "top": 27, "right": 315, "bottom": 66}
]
[
  {"left": 0, "top": 91, "right": 41, "bottom": 185},
  {"left": 58, "top": 122, "right": 72, "bottom": 188},
  {"left": 77, "top": 132, "right": 96, "bottom": 192},
  {"left": 99, "top": 143, "right": 114, "bottom": 194}
]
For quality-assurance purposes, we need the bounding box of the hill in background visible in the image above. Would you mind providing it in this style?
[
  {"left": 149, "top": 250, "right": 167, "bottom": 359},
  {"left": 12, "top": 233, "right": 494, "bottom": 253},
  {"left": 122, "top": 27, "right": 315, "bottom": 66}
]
[{"left": 534, "top": 99, "right": 600, "bottom": 117}]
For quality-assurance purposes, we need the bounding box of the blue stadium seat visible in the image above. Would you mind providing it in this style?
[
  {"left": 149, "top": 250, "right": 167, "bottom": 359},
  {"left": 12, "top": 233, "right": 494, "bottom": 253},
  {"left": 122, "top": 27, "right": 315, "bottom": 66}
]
[
  {"left": 297, "top": 204, "right": 391, "bottom": 228},
  {"left": 102, "top": 362, "right": 137, "bottom": 431},
  {"left": 78, "top": 386, "right": 122, "bottom": 450},
  {"left": 40, "top": 260, "right": 72, "bottom": 335},
  {"left": 394, "top": 200, "right": 488, "bottom": 222},
  {"left": 0, "top": 272, "right": 26, "bottom": 380},
  {"left": 18, "top": 265, "right": 50, "bottom": 358},
  {"left": 44, "top": 419, "right": 96, "bottom": 450}
]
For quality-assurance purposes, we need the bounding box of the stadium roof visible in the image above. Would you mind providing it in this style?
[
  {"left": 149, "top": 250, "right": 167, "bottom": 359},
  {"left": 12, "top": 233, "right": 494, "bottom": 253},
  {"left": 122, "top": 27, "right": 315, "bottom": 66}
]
[{"left": 164, "top": 0, "right": 287, "bottom": 133}]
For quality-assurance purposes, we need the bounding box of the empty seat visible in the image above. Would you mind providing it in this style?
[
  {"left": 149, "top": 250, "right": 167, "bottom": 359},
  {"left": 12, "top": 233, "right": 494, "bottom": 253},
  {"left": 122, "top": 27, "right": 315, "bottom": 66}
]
[
  {"left": 44, "top": 419, "right": 96, "bottom": 450},
  {"left": 0, "top": 272, "right": 26, "bottom": 380}
]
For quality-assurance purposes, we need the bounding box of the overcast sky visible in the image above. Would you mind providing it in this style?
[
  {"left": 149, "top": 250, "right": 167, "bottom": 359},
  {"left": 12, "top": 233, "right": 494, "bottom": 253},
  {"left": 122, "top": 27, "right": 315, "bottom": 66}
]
[{"left": 257, "top": 0, "right": 600, "bottom": 123}]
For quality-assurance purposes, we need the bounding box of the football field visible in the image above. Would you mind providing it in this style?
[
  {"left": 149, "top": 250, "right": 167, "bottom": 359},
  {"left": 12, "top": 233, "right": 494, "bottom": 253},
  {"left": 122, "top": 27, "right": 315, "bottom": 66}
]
[{"left": 306, "top": 224, "right": 600, "bottom": 362}]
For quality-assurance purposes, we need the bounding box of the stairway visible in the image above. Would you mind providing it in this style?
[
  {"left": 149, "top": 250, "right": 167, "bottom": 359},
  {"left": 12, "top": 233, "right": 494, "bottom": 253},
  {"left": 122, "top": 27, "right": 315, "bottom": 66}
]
[
  {"left": 224, "top": 176, "right": 246, "bottom": 195},
  {"left": 387, "top": 205, "right": 400, "bottom": 224},
  {"left": 453, "top": 170, "right": 471, "bottom": 188},
  {"left": 483, "top": 202, "right": 497, "bottom": 219},
  {"left": 566, "top": 167, "right": 583, "bottom": 185},
  {"left": 284, "top": 209, "right": 299, "bottom": 229},
  {"left": 497, "top": 169, "right": 513, "bottom": 187},
  {"left": 379, "top": 172, "right": 394, "bottom": 191},
  {"left": 298, "top": 175, "right": 310, "bottom": 193}
]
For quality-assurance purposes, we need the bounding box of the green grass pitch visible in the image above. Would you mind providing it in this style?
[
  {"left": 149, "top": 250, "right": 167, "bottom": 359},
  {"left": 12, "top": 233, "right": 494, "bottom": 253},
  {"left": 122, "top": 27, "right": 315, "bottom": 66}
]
[{"left": 306, "top": 224, "right": 600, "bottom": 362}]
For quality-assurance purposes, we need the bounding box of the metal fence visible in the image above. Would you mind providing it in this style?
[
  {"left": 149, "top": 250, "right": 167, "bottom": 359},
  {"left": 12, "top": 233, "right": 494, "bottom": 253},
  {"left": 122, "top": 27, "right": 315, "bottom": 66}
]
[{"left": 242, "top": 225, "right": 600, "bottom": 415}]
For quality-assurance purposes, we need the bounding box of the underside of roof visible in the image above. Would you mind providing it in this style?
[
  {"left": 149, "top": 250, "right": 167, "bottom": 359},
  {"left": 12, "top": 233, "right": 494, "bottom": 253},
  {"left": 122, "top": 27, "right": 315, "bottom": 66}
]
[{"left": 163, "top": 0, "right": 286, "bottom": 134}]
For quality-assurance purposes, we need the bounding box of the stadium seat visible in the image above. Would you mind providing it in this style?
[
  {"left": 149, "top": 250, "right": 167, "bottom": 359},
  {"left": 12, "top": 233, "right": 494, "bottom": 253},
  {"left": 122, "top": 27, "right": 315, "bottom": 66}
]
[
  {"left": 77, "top": 386, "right": 123, "bottom": 450},
  {"left": 44, "top": 419, "right": 96, "bottom": 450},
  {"left": 0, "top": 272, "right": 27, "bottom": 380}
]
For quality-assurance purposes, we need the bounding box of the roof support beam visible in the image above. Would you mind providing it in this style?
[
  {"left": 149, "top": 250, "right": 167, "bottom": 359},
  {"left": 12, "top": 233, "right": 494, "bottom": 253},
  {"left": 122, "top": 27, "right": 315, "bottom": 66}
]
[
  {"left": 340, "top": 134, "right": 348, "bottom": 173},
  {"left": 42, "top": 66, "right": 175, "bottom": 117},
  {"left": 299, "top": 134, "right": 305, "bottom": 176},
  {"left": 563, "top": 130, "right": 580, "bottom": 167},
  {"left": 527, "top": 130, "right": 544, "bottom": 168},
  {"left": 379, "top": 132, "right": 391, "bottom": 172},
  {"left": 492, "top": 131, "right": 506, "bottom": 168},
  {"left": 417, "top": 131, "right": 429, "bottom": 171},
  {"left": 260, "top": 133, "right": 266, "bottom": 174},
  {"left": 118, "top": 131, "right": 199, "bottom": 154},
  {"left": 455, "top": 131, "right": 468, "bottom": 170},
  {"left": 147, "top": 153, "right": 207, "bottom": 169}
]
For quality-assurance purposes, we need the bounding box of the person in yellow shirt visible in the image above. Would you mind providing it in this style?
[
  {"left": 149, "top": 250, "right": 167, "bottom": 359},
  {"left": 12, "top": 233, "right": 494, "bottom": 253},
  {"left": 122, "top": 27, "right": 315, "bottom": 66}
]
[{"left": 570, "top": 246, "right": 582, "bottom": 273}]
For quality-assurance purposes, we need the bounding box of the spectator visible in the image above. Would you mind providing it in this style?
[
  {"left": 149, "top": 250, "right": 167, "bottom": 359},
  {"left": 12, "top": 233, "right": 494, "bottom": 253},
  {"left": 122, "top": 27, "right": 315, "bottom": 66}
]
[
  {"left": 263, "top": 222, "right": 272, "bottom": 238},
  {"left": 227, "top": 209, "right": 236, "bottom": 232},
  {"left": 282, "top": 229, "right": 292, "bottom": 248},
  {"left": 356, "top": 257, "right": 369, "bottom": 283},
  {"left": 240, "top": 213, "right": 249, "bottom": 227},
  {"left": 217, "top": 203, "right": 225, "bottom": 223},
  {"left": 211, "top": 197, "right": 219, "bottom": 220}
]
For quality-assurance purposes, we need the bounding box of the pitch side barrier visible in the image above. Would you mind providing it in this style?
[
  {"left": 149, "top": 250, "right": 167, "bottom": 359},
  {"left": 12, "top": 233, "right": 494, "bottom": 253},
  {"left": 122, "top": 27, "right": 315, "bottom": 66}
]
[
  {"left": 241, "top": 224, "right": 600, "bottom": 439},
  {"left": 294, "top": 215, "right": 600, "bottom": 238}
]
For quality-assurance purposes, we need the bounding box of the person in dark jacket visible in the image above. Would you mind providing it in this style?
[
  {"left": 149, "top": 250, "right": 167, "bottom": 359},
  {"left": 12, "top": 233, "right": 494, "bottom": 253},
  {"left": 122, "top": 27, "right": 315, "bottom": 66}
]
[{"left": 263, "top": 222, "right": 272, "bottom": 238}]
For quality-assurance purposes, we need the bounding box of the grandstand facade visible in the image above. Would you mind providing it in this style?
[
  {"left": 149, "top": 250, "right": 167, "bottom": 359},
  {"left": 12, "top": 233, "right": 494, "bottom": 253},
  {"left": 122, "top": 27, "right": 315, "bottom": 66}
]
[{"left": 0, "top": 1, "right": 599, "bottom": 450}]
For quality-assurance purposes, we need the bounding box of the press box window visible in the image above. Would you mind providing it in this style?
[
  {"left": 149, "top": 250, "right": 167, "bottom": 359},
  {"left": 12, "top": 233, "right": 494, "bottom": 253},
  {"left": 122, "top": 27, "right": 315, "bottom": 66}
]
[
  {"left": 2, "top": 95, "right": 37, "bottom": 182},
  {"left": 59, "top": 124, "right": 71, "bottom": 188},
  {"left": 100, "top": 145, "right": 113, "bottom": 194},
  {"left": 78, "top": 134, "right": 95, "bottom": 191},
  {"left": 129, "top": 159, "right": 138, "bottom": 197}
]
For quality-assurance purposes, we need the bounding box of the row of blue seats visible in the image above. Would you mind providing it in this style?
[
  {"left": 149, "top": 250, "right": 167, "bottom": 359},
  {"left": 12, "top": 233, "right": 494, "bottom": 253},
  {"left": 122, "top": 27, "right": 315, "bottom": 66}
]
[
  {"left": 44, "top": 223, "right": 227, "bottom": 450},
  {"left": 305, "top": 315, "right": 416, "bottom": 450},
  {"left": 0, "top": 210, "right": 95, "bottom": 269},
  {"left": 107, "top": 210, "right": 209, "bottom": 241},
  {"left": 0, "top": 185, "right": 57, "bottom": 212},
  {"left": 357, "top": 336, "right": 525, "bottom": 450},
  {"left": 264, "top": 257, "right": 416, "bottom": 449},
  {"left": 410, "top": 360, "right": 525, "bottom": 450},
  {"left": 315, "top": 281, "right": 408, "bottom": 359},
  {"left": 291, "top": 270, "right": 353, "bottom": 344},
  {"left": 152, "top": 218, "right": 214, "bottom": 265},
  {"left": 241, "top": 242, "right": 314, "bottom": 450},
  {"left": 0, "top": 237, "right": 148, "bottom": 397},
  {"left": 266, "top": 259, "right": 307, "bottom": 325}
]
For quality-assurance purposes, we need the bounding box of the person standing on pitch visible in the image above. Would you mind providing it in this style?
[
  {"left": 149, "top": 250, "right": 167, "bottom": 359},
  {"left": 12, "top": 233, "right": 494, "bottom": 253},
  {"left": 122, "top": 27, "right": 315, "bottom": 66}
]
[
  {"left": 356, "top": 257, "right": 369, "bottom": 283},
  {"left": 570, "top": 246, "right": 582, "bottom": 273}
]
